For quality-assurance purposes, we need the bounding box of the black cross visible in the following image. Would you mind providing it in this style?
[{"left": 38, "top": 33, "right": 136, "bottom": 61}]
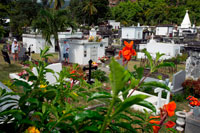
[{"left": 83, "top": 60, "right": 97, "bottom": 84}]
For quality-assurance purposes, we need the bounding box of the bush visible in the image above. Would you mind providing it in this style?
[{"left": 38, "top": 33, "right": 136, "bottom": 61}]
[
  {"left": 91, "top": 69, "right": 108, "bottom": 82},
  {"left": 182, "top": 78, "right": 200, "bottom": 97}
]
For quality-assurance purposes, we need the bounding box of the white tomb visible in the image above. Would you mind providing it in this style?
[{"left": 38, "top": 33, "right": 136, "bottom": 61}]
[
  {"left": 121, "top": 26, "right": 143, "bottom": 40},
  {"left": 9, "top": 63, "right": 62, "bottom": 85},
  {"left": 156, "top": 25, "right": 174, "bottom": 37},
  {"left": 178, "top": 10, "right": 197, "bottom": 36},
  {"left": 108, "top": 20, "right": 120, "bottom": 30},
  {"left": 138, "top": 38, "right": 183, "bottom": 60},
  {"left": 22, "top": 32, "right": 83, "bottom": 54},
  {"left": 60, "top": 39, "right": 106, "bottom": 65}
]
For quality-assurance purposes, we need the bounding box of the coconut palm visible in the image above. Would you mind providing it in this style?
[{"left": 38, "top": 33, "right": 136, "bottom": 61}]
[
  {"left": 50, "top": 0, "right": 65, "bottom": 10},
  {"left": 32, "top": 9, "right": 76, "bottom": 62},
  {"left": 83, "top": 0, "right": 97, "bottom": 26}
]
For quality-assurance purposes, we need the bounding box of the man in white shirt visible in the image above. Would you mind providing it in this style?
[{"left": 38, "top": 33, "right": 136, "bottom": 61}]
[{"left": 63, "top": 40, "right": 70, "bottom": 64}]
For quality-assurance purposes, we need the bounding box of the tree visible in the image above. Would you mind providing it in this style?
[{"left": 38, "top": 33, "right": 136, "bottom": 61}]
[
  {"left": 9, "top": 0, "right": 41, "bottom": 37},
  {"left": 50, "top": 0, "right": 65, "bottom": 10},
  {"left": 82, "top": 0, "right": 97, "bottom": 26},
  {"left": 32, "top": 9, "right": 76, "bottom": 62}
]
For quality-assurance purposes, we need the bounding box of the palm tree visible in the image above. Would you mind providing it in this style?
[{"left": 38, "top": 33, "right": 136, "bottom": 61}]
[
  {"left": 50, "top": 0, "right": 65, "bottom": 10},
  {"left": 32, "top": 9, "right": 76, "bottom": 62},
  {"left": 83, "top": 0, "right": 97, "bottom": 26}
]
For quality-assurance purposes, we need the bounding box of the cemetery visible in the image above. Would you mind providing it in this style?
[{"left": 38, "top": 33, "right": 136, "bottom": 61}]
[{"left": 1, "top": 0, "right": 200, "bottom": 133}]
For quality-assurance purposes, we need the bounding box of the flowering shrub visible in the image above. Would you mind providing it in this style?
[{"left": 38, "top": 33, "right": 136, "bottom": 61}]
[
  {"left": 182, "top": 78, "right": 200, "bottom": 97},
  {"left": 0, "top": 46, "right": 175, "bottom": 133},
  {"left": 98, "top": 56, "right": 109, "bottom": 63},
  {"left": 187, "top": 96, "right": 200, "bottom": 107}
]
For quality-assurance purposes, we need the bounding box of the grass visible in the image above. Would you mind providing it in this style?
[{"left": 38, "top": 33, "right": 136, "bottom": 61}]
[{"left": 0, "top": 43, "right": 59, "bottom": 82}]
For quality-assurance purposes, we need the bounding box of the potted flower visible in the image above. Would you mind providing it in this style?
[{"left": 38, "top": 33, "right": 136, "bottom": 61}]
[
  {"left": 98, "top": 56, "right": 109, "bottom": 63},
  {"left": 186, "top": 96, "right": 200, "bottom": 116},
  {"left": 18, "top": 70, "right": 29, "bottom": 80}
]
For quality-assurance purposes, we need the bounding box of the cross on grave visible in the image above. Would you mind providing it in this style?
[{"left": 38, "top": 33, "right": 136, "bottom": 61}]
[{"left": 83, "top": 60, "right": 97, "bottom": 84}]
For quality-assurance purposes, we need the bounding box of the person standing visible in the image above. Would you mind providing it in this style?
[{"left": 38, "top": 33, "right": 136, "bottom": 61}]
[
  {"left": 11, "top": 39, "right": 20, "bottom": 61},
  {"left": 63, "top": 40, "right": 70, "bottom": 64}
]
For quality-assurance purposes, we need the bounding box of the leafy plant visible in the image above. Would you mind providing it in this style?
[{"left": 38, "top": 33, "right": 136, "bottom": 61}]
[
  {"left": 0, "top": 46, "right": 176, "bottom": 132},
  {"left": 91, "top": 69, "right": 108, "bottom": 82}
]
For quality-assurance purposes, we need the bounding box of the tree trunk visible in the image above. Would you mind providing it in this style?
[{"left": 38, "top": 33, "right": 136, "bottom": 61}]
[{"left": 56, "top": 38, "right": 62, "bottom": 63}]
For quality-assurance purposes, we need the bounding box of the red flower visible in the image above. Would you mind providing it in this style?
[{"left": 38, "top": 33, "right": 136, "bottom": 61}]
[
  {"left": 149, "top": 119, "right": 160, "bottom": 133},
  {"left": 164, "top": 101, "right": 176, "bottom": 117},
  {"left": 119, "top": 41, "right": 136, "bottom": 62},
  {"left": 70, "top": 70, "right": 76, "bottom": 74},
  {"left": 164, "top": 121, "right": 175, "bottom": 128}
]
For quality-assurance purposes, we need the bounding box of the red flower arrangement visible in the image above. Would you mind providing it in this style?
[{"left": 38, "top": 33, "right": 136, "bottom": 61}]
[
  {"left": 98, "top": 56, "right": 109, "bottom": 63},
  {"left": 187, "top": 96, "right": 200, "bottom": 107},
  {"left": 18, "top": 70, "right": 29, "bottom": 80},
  {"left": 149, "top": 101, "right": 176, "bottom": 133},
  {"left": 118, "top": 41, "right": 137, "bottom": 65}
]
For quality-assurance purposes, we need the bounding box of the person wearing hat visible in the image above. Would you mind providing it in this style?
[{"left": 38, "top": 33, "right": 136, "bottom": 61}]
[
  {"left": 11, "top": 39, "right": 20, "bottom": 61},
  {"left": 63, "top": 40, "right": 70, "bottom": 64}
]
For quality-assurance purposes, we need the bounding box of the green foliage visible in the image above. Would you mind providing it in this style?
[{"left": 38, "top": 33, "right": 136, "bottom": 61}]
[
  {"left": 111, "top": 0, "right": 200, "bottom": 25},
  {"left": 0, "top": 47, "right": 175, "bottom": 132},
  {"left": 91, "top": 69, "right": 108, "bottom": 82},
  {"left": 32, "top": 8, "right": 76, "bottom": 61},
  {"left": 9, "top": 0, "right": 42, "bottom": 36}
]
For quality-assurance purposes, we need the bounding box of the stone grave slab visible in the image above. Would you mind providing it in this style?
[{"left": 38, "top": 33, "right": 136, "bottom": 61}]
[
  {"left": 185, "top": 113, "right": 200, "bottom": 133},
  {"left": 171, "top": 70, "right": 186, "bottom": 94}
]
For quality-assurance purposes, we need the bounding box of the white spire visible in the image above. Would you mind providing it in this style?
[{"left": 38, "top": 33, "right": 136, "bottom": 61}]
[{"left": 181, "top": 10, "right": 191, "bottom": 28}]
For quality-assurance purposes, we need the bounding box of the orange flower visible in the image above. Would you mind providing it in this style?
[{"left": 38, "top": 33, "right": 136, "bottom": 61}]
[
  {"left": 27, "top": 126, "right": 40, "bottom": 133},
  {"left": 164, "top": 101, "right": 176, "bottom": 117},
  {"left": 164, "top": 121, "right": 176, "bottom": 128},
  {"left": 70, "top": 70, "right": 76, "bottom": 74},
  {"left": 119, "top": 41, "right": 136, "bottom": 62},
  {"left": 149, "top": 119, "right": 160, "bottom": 133}
]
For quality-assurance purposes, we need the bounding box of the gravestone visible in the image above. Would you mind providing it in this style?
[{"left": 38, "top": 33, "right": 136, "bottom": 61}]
[
  {"left": 1, "top": 50, "right": 11, "bottom": 64},
  {"left": 83, "top": 60, "right": 97, "bottom": 84},
  {"left": 185, "top": 113, "right": 200, "bottom": 133},
  {"left": 18, "top": 47, "right": 26, "bottom": 60},
  {"left": 171, "top": 70, "right": 186, "bottom": 94},
  {"left": 32, "top": 63, "right": 62, "bottom": 84}
]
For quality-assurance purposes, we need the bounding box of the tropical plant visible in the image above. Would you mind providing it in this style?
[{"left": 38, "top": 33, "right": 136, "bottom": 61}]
[
  {"left": 82, "top": 0, "right": 97, "bottom": 26},
  {"left": 32, "top": 9, "right": 76, "bottom": 62},
  {"left": 0, "top": 46, "right": 176, "bottom": 132},
  {"left": 50, "top": 0, "right": 65, "bottom": 10}
]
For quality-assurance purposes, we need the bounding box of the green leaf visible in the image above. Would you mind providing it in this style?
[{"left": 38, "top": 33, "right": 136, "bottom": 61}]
[
  {"left": 27, "top": 98, "right": 39, "bottom": 106},
  {"left": 113, "top": 122, "right": 137, "bottom": 132},
  {"left": 155, "top": 62, "right": 175, "bottom": 70},
  {"left": 74, "top": 110, "right": 103, "bottom": 122},
  {"left": 112, "top": 94, "right": 149, "bottom": 118},
  {"left": 142, "top": 49, "right": 153, "bottom": 71},
  {"left": 142, "top": 81, "right": 170, "bottom": 91},
  {"left": 109, "top": 58, "right": 131, "bottom": 96},
  {"left": 28, "top": 75, "right": 37, "bottom": 81},
  {"left": 88, "top": 92, "right": 112, "bottom": 102},
  {"left": 155, "top": 52, "right": 165, "bottom": 62},
  {"left": 0, "top": 110, "right": 25, "bottom": 117},
  {"left": 82, "top": 126, "right": 98, "bottom": 132},
  {"left": 13, "top": 80, "right": 31, "bottom": 89},
  {"left": 136, "top": 100, "right": 156, "bottom": 113}
]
